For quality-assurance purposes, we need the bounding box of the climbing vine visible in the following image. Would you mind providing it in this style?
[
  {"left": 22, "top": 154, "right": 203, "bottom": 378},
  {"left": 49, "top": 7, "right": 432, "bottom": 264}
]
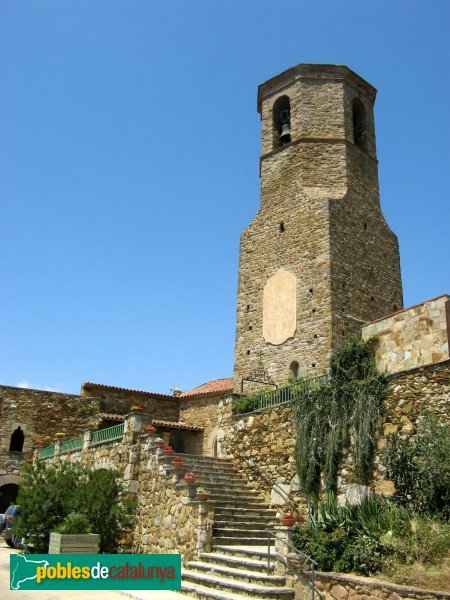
[{"left": 292, "top": 336, "right": 388, "bottom": 500}]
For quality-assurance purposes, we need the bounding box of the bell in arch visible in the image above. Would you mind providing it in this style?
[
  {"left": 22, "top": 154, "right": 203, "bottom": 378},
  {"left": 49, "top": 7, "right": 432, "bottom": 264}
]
[{"left": 279, "top": 109, "right": 291, "bottom": 143}]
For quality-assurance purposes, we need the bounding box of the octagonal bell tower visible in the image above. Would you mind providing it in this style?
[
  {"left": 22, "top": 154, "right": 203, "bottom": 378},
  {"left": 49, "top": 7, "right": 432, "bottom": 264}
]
[{"left": 233, "top": 64, "right": 403, "bottom": 393}]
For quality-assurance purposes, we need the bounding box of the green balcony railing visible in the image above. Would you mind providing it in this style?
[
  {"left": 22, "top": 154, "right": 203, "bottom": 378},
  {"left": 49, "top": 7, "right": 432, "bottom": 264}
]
[
  {"left": 39, "top": 444, "right": 55, "bottom": 459},
  {"left": 90, "top": 423, "right": 124, "bottom": 446},
  {"left": 234, "top": 374, "right": 329, "bottom": 415},
  {"left": 61, "top": 436, "right": 83, "bottom": 454}
]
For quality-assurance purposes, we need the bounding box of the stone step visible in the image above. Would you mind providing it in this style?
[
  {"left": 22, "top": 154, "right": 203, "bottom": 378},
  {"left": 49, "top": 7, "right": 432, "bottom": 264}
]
[
  {"left": 212, "top": 545, "right": 275, "bottom": 561},
  {"left": 214, "top": 513, "right": 276, "bottom": 523},
  {"left": 213, "top": 536, "right": 274, "bottom": 546},
  {"left": 185, "top": 561, "right": 286, "bottom": 587},
  {"left": 181, "top": 580, "right": 262, "bottom": 600},
  {"left": 182, "top": 570, "right": 294, "bottom": 599},
  {"left": 178, "top": 453, "right": 233, "bottom": 463},
  {"left": 194, "top": 481, "right": 257, "bottom": 491},
  {"left": 211, "top": 500, "right": 271, "bottom": 509},
  {"left": 198, "top": 552, "right": 274, "bottom": 574},
  {"left": 163, "top": 461, "right": 239, "bottom": 474},
  {"left": 215, "top": 506, "right": 277, "bottom": 516},
  {"left": 214, "top": 528, "right": 268, "bottom": 539},
  {"left": 173, "top": 457, "right": 236, "bottom": 467},
  {"left": 214, "top": 520, "right": 275, "bottom": 529},
  {"left": 209, "top": 493, "right": 262, "bottom": 502}
]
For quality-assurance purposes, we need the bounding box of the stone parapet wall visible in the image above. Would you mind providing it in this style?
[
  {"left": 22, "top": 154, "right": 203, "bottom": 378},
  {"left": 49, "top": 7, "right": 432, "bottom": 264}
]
[
  {"left": 362, "top": 295, "right": 450, "bottom": 374},
  {"left": 218, "top": 361, "right": 450, "bottom": 507},
  {"left": 293, "top": 570, "right": 449, "bottom": 600}
]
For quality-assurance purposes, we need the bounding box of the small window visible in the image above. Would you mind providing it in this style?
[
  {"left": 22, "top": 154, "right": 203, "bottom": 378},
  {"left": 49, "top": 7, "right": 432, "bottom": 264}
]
[
  {"left": 352, "top": 98, "right": 367, "bottom": 150},
  {"left": 273, "top": 95, "right": 291, "bottom": 148},
  {"left": 9, "top": 426, "right": 25, "bottom": 453},
  {"left": 279, "top": 222, "right": 285, "bottom": 233},
  {"left": 289, "top": 361, "right": 299, "bottom": 380}
]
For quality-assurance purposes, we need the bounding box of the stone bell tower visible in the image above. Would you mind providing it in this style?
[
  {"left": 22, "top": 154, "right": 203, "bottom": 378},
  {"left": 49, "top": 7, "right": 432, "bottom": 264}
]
[{"left": 233, "top": 64, "right": 403, "bottom": 393}]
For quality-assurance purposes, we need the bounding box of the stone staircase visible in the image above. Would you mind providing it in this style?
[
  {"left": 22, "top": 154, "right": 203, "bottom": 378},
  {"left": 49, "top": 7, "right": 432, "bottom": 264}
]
[{"left": 177, "top": 454, "right": 294, "bottom": 600}]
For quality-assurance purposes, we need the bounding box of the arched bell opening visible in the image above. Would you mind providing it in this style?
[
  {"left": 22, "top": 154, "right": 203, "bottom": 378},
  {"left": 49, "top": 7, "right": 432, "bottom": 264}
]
[
  {"left": 273, "top": 95, "right": 291, "bottom": 148},
  {"left": 352, "top": 97, "right": 367, "bottom": 150}
]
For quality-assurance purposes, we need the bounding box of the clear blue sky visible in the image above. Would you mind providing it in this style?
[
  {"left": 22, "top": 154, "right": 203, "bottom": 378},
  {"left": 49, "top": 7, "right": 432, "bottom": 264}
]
[{"left": 1, "top": 1, "right": 449, "bottom": 395}]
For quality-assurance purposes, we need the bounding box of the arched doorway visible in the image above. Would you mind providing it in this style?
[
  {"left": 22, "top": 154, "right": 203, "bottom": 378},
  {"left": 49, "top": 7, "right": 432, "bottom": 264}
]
[{"left": 0, "top": 483, "right": 20, "bottom": 513}]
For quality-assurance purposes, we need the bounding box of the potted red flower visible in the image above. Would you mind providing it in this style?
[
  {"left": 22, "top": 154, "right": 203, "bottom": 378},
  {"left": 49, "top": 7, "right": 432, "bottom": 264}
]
[
  {"left": 35, "top": 439, "right": 44, "bottom": 447},
  {"left": 146, "top": 425, "right": 157, "bottom": 434},
  {"left": 154, "top": 437, "right": 164, "bottom": 447},
  {"left": 172, "top": 455, "right": 183, "bottom": 466},
  {"left": 163, "top": 445, "right": 174, "bottom": 455},
  {"left": 184, "top": 471, "right": 196, "bottom": 484},
  {"left": 280, "top": 511, "right": 296, "bottom": 526}
]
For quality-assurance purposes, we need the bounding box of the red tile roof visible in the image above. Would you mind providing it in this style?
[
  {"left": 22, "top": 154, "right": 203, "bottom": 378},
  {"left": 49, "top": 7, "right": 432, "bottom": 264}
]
[
  {"left": 82, "top": 382, "right": 174, "bottom": 400},
  {"left": 97, "top": 413, "right": 203, "bottom": 432},
  {"left": 151, "top": 419, "right": 203, "bottom": 432},
  {"left": 98, "top": 413, "right": 124, "bottom": 422},
  {"left": 180, "top": 377, "right": 233, "bottom": 398}
]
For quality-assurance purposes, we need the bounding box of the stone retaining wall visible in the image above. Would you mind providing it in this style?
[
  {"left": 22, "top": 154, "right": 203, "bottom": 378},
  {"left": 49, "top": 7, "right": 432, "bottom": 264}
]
[
  {"left": 37, "top": 413, "right": 213, "bottom": 559},
  {"left": 218, "top": 361, "right": 450, "bottom": 508},
  {"left": 293, "top": 570, "right": 449, "bottom": 600}
]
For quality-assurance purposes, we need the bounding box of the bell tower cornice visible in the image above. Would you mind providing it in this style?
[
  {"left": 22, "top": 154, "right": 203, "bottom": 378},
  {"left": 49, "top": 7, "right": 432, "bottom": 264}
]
[{"left": 257, "top": 63, "right": 377, "bottom": 113}]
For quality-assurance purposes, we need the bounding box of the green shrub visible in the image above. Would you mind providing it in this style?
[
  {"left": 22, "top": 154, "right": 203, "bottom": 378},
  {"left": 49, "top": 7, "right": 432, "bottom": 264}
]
[
  {"left": 233, "top": 394, "right": 259, "bottom": 414},
  {"left": 339, "top": 533, "right": 385, "bottom": 576},
  {"left": 294, "top": 491, "right": 449, "bottom": 579},
  {"left": 14, "top": 461, "right": 134, "bottom": 553},
  {"left": 382, "top": 412, "right": 450, "bottom": 517},
  {"left": 54, "top": 512, "right": 91, "bottom": 535}
]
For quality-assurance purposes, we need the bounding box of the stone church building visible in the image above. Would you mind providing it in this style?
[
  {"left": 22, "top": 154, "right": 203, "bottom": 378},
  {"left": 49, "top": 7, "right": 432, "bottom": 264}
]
[{"left": 1, "top": 64, "right": 448, "bottom": 588}]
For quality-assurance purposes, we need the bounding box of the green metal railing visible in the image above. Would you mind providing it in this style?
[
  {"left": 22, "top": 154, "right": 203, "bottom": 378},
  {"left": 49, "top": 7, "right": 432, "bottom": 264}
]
[
  {"left": 90, "top": 423, "right": 124, "bottom": 446},
  {"left": 61, "top": 436, "right": 84, "bottom": 454},
  {"left": 39, "top": 444, "right": 55, "bottom": 459},
  {"left": 234, "top": 374, "right": 328, "bottom": 415}
]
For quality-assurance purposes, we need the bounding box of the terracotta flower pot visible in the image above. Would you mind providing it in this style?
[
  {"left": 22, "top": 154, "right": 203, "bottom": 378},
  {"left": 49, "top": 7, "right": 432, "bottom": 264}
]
[
  {"left": 130, "top": 405, "right": 143, "bottom": 412},
  {"left": 163, "top": 445, "right": 174, "bottom": 455},
  {"left": 154, "top": 438, "right": 164, "bottom": 447},
  {"left": 196, "top": 493, "right": 209, "bottom": 501},
  {"left": 35, "top": 440, "right": 44, "bottom": 447},
  {"left": 184, "top": 472, "right": 196, "bottom": 484},
  {"left": 146, "top": 425, "right": 157, "bottom": 434},
  {"left": 172, "top": 456, "right": 183, "bottom": 466},
  {"left": 280, "top": 512, "right": 296, "bottom": 526}
]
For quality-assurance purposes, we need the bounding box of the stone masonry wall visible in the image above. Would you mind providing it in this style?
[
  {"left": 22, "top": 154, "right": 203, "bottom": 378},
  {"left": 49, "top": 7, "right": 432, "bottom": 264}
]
[
  {"left": 80, "top": 383, "right": 179, "bottom": 421},
  {"left": 293, "top": 570, "right": 449, "bottom": 600},
  {"left": 362, "top": 295, "right": 450, "bottom": 374},
  {"left": 38, "top": 413, "right": 214, "bottom": 559},
  {"left": 0, "top": 385, "right": 100, "bottom": 490},
  {"left": 219, "top": 361, "right": 450, "bottom": 509},
  {"left": 178, "top": 396, "right": 222, "bottom": 455}
]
